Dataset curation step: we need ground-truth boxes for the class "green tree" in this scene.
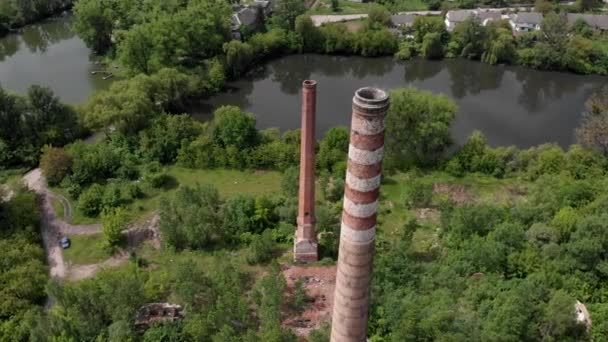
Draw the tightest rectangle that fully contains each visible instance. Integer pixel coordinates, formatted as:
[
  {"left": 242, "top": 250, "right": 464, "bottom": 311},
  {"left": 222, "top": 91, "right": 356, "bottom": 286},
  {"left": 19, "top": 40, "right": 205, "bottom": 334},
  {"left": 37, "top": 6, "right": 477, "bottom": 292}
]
[
  {"left": 385, "top": 88, "right": 456, "bottom": 168},
  {"left": 40, "top": 146, "right": 72, "bottom": 186},
  {"left": 117, "top": 24, "right": 155, "bottom": 75},
  {"left": 246, "top": 229, "right": 276, "bottom": 264},
  {"left": 421, "top": 32, "right": 444, "bottom": 59},
  {"left": 78, "top": 184, "right": 105, "bottom": 217},
  {"left": 295, "top": 15, "right": 324, "bottom": 53},
  {"left": 270, "top": 0, "right": 306, "bottom": 30},
  {"left": 482, "top": 27, "right": 516, "bottom": 65},
  {"left": 541, "top": 13, "right": 568, "bottom": 52},
  {"left": 220, "top": 195, "right": 256, "bottom": 243},
  {"left": 452, "top": 17, "right": 487, "bottom": 59},
  {"left": 159, "top": 184, "right": 221, "bottom": 250},
  {"left": 331, "top": 0, "right": 339, "bottom": 11},
  {"left": 101, "top": 207, "right": 128, "bottom": 250},
  {"left": 223, "top": 40, "right": 255, "bottom": 78},
  {"left": 412, "top": 16, "right": 447, "bottom": 45},
  {"left": 576, "top": 88, "right": 608, "bottom": 155},
  {"left": 281, "top": 167, "right": 299, "bottom": 198},
  {"left": 73, "top": 0, "right": 114, "bottom": 53},
  {"left": 212, "top": 106, "right": 258, "bottom": 150}
]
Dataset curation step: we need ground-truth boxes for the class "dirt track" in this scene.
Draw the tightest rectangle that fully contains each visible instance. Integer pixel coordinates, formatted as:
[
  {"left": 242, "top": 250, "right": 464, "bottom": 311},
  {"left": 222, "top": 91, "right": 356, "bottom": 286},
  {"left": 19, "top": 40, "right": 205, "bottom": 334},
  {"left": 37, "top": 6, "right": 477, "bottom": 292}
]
[{"left": 22, "top": 168, "right": 158, "bottom": 281}]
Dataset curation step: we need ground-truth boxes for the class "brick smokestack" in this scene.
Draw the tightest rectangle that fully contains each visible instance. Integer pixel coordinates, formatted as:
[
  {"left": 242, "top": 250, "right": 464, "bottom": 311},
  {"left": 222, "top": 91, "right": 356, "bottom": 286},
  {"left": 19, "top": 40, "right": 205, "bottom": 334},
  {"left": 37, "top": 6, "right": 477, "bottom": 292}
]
[
  {"left": 294, "top": 80, "right": 318, "bottom": 263},
  {"left": 330, "top": 87, "right": 389, "bottom": 342}
]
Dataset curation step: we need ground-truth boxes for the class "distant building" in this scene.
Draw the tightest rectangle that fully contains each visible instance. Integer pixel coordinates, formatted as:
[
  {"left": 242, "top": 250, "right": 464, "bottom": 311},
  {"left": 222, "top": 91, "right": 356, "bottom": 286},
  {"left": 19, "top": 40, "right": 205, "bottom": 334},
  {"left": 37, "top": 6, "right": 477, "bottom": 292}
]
[
  {"left": 508, "top": 12, "right": 543, "bottom": 33},
  {"left": 567, "top": 13, "right": 608, "bottom": 31},
  {"left": 444, "top": 9, "right": 502, "bottom": 31},
  {"left": 445, "top": 10, "right": 475, "bottom": 31},
  {"left": 390, "top": 13, "right": 418, "bottom": 28},
  {"left": 476, "top": 10, "right": 502, "bottom": 26},
  {"left": 231, "top": 5, "right": 263, "bottom": 40}
]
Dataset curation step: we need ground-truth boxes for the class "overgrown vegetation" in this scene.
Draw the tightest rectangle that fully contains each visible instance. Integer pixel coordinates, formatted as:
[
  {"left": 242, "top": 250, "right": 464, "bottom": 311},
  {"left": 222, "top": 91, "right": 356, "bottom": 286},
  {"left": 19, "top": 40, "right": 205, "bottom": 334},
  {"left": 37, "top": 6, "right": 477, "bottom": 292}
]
[
  {"left": 396, "top": 14, "right": 608, "bottom": 75},
  {"left": 0, "top": 0, "right": 72, "bottom": 35},
  {"left": 3, "top": 0, "right": 608, "bottom": 338}
]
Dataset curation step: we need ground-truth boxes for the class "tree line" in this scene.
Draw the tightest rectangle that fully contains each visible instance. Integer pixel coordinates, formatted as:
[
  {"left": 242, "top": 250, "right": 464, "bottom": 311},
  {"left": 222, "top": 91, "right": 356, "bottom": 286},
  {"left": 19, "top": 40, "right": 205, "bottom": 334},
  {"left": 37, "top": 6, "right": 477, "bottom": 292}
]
[
  {"left": 395, "top": 12, "right": 608, "bottom": 75},
  {"left": 0, "top": 0, "right": 73, "bottom": 36}
]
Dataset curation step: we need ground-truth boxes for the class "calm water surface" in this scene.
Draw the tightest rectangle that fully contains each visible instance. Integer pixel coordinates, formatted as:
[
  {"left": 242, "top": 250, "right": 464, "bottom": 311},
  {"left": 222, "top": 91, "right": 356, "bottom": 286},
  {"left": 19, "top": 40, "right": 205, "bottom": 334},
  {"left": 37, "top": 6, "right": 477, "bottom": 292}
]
[
  {"left": 196, "top": 55, "right": 607, "bottom": 147},
  {"left": 1, "top": 19, "right": 605, "bottom": 148},
  {"left": 0, "top": 14, "right": 112, "bottom": 104}
]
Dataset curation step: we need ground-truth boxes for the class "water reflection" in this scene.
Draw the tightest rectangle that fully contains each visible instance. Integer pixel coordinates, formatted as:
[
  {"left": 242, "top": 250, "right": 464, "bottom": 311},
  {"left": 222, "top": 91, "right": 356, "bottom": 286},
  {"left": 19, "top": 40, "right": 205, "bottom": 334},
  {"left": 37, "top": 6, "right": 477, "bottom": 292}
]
[
  {"left": 403, "top": 59, "right": 442, "bottom": 82},
  {"left": 21, "top": 16, "right": 75, "bottom": 53},
  {"left": 198, "top": 54, "right": 606, "bottom": 148},
  {"left": 0, "top": 35, "right": 19, "bottom": 62},
  {"left": 445, "top": 59, "right": 505, "bottom": 98},
  {"left": 515, "top": 69, "right": 581, "bottom": 113},
  {"left": 0, "top": 14, "right": 113, "bottom": 103}
]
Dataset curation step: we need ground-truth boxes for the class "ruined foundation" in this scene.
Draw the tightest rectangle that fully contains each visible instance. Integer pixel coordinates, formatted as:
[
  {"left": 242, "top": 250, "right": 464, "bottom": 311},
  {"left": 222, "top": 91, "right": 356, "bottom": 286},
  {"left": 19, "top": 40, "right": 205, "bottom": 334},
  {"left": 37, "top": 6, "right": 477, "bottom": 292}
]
[
  {"left": 330, "top": 87, "right": 389, "bottom": 342},
  {"left": 294, "top": 80, "right": 318, "bottom": 263}
]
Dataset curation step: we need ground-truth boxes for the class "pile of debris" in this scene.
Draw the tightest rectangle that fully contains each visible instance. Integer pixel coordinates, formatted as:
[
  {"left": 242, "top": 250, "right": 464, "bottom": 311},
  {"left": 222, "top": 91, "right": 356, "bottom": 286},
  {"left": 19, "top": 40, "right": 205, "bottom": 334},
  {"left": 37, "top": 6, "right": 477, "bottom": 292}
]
[{"left": 135, "top": 303, "right": 184, "bottom": 330}]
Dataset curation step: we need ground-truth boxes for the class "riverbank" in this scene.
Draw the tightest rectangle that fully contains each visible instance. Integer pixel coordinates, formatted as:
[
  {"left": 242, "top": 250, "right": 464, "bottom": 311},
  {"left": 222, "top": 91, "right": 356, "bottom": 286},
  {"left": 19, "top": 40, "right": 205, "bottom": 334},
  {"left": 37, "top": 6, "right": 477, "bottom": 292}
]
[{"left": 0, "top": 1, "right": 73, "bottom": 38}]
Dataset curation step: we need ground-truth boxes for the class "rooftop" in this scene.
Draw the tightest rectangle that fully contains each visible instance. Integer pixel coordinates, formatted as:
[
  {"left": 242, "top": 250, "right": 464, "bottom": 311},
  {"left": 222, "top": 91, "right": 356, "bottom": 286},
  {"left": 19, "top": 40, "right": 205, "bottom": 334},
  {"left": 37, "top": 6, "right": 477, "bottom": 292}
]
[
  {"left": 510, "top": 12, "right": 543, "bottom": 25},
  {"left": 567, "top": 13, "right": 608, "bottom": 30}
]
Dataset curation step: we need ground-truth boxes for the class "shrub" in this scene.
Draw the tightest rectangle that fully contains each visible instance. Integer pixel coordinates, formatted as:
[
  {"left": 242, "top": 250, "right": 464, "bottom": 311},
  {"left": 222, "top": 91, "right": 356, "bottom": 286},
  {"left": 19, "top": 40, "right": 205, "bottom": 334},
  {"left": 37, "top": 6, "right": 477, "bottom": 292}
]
[
  {"left": 102, "top": 183, "right": 123, "bottom": 209},
  {"left": 527, "top": 144, "right": 565, "bottom": 179},
  {"left": 551, "top": 206, "right": 579, "bottom": 242},
  {"left": 403, "top": 178, "right": 434, "bottom": 209},
  {"left": 126, "top": 183, "right": 144, "bottom": 200},
  {"left": 78, "top": 184, "right": 105, "bottom": 217},
  {"left": 395, "top": 40, "right": 418, "bottom": 61},
  {"left": 292, "top": 277, "right": 309, "bottom": 313},
  {"left": 146, "top": 172, "right": 171, "bottom": 189},
  {"left": 247, "top": 229, "right": 276, "bottom": 264},
  {"left": 40, "top": 146, "right": 72, "bottom": 186}
]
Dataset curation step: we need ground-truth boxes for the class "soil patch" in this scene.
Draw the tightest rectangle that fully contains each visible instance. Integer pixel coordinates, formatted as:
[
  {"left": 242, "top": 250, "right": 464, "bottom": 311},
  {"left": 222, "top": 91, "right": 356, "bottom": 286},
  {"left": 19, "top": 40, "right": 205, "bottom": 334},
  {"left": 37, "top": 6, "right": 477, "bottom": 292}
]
[
  {"left": 282, "top": 265, "right": 336, "bottom": 338},
  {"left": 416, "top": 207, "right": 441, "bottom": 224},
  {"left": 434, "top": 183, "right": 475, "bottom": 205}
]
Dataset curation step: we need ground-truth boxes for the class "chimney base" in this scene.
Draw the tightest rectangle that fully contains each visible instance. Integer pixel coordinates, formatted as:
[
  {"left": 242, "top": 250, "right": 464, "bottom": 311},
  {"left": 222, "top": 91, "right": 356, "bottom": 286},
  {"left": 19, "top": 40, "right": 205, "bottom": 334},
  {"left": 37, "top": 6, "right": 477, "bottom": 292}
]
[{"left": 294, "top": 239, "right": 318, "bottom": 263}]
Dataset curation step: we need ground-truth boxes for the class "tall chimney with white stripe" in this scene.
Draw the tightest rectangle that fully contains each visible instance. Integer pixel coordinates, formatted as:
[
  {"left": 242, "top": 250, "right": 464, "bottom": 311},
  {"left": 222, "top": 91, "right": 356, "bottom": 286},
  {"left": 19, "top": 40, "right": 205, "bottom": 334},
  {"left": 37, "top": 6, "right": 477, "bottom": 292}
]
[{"left": 330, "top": 87, "right": 389, "bottom": 342}]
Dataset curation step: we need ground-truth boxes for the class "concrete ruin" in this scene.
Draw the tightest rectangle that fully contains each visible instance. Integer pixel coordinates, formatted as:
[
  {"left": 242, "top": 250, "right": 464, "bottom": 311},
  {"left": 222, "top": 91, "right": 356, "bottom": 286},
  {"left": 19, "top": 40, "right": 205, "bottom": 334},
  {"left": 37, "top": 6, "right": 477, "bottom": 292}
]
[
  {"left": 294, "top": 80, "right": 319, "bottom": 263},
  {"left": 330, "top": 87, "right": 389, "bottom": 342},
  {"left": 135, "top": 303, "right": 184, "bottom": 330}
]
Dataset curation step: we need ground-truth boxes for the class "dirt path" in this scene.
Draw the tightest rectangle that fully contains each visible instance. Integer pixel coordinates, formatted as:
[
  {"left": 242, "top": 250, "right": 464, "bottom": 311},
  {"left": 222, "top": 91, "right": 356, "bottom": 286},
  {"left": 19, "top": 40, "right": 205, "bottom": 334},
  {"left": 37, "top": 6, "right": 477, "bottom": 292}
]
[
  {"left": 23, "top": 169, "right": 106, "bottom": 280},
  {"left": 68, "top": 251, "right": 130, "bottom": 281}
]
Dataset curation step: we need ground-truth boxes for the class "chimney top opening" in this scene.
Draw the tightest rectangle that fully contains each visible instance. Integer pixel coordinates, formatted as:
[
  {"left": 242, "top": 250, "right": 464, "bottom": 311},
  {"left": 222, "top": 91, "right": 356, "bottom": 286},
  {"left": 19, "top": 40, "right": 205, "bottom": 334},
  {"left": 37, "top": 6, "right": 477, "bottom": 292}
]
[
  {"left": 355, "top": 87, "right": 387, "bottom": 103},
  {"left": 303, "top": 80, "right": 317, "bottom": 88}
]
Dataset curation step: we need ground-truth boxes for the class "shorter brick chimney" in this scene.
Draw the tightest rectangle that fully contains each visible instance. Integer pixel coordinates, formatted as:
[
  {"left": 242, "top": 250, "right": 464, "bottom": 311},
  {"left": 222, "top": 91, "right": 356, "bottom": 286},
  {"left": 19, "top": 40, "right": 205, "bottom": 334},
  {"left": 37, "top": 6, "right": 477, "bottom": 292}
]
[{"left": 294, "top": 80, "right": 318, "bottom": 263}]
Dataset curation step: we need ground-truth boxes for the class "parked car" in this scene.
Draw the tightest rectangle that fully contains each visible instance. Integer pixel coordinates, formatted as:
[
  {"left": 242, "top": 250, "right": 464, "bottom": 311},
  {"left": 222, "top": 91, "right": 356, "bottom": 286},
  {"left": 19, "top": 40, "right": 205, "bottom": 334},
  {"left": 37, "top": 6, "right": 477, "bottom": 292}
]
[{"left": 59, "top": 237, "right": 70, "bottom": 249}]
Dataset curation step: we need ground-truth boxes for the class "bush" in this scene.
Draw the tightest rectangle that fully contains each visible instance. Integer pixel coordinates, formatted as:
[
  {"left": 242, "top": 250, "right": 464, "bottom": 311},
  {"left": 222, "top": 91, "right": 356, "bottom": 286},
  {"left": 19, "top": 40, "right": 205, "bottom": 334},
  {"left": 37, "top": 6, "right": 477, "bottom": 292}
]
[
  {"left": 403, "top": 178, "right": 434, "bottom": 209},
  {"left": 78, "top": 184, "right": 105, "bottom": 217},
  {"left": 247, "top": 229, "right": 276, "bottom": 264},
  {"left": 146, "top": 172, "right": 171, "bottom": 189},
  {"left": 526, "top": 144, "right": 565, "bottom": 180},
  {"left": 40, "top": 146, "right": 72, "bottom": 186},
  {"left": 102, "top": 183, "right": 123, "bottom": 209},
  {"left": 395, "top": 40, "right": 418, "bottom": 60}
]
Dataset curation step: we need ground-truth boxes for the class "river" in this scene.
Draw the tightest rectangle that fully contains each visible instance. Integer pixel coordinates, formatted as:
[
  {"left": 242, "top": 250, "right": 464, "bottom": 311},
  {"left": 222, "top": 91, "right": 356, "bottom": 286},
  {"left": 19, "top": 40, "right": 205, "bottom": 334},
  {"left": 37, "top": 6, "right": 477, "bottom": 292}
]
[
  {"left": 0, "top": 14, "right": 112, "bottom": 104},
  {"left": 196, "top": 55, "right": 606, "bottom": 148},
  {"left": 0, "top": 16, "right": 605, "bottom": 147}
]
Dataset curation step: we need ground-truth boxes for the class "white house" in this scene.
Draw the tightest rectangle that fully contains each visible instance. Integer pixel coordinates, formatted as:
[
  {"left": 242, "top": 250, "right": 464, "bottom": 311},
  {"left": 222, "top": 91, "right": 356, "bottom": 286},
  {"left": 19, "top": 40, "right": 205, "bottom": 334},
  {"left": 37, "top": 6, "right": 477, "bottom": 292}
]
[
  {"left": 444, "top": 9, "right": 502, "bottom": 31},
  {"left": 445, "top": 10, "right": 475, "bottom": 31},
  {"left": 508, "top": 12, "right": 543, "bottom": 33},
  {"left": 567, "top": 13, "right": 608, "bottom": 32}
]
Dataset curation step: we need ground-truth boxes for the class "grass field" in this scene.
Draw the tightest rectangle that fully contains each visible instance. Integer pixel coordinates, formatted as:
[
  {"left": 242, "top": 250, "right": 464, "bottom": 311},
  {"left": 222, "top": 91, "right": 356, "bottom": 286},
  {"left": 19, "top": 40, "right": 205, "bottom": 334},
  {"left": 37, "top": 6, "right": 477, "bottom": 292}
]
[
  {"left": 0, "top": 168, "right": 25, "bottom": 186},
  {"left": 51, "top": 198, "right": 65, "bottom": 220},
  {"left": 377, "top": 171, "right": 529, "bottom": 254},
  {"left": 59, "top": 168, "right": 283, "bottom": 225},
  {"left": 310, "top": 0, "right": 427, "bottom": 15},
  {"left": 63, "top": 234, "right": 109, "bottom": 265}
]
